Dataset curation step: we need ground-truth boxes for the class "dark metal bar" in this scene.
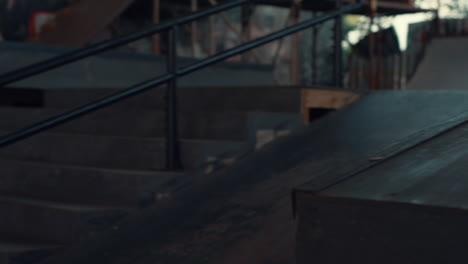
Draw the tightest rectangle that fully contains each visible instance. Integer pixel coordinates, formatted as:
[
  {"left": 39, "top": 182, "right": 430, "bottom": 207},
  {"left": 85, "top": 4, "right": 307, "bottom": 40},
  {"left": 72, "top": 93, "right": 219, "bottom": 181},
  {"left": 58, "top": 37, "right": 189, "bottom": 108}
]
[
  {"left": 368, "top": 6, "right": 376, "bottom": 90},
  {"left": 241, "top": 3, "right": 253, "bottom": 62},
  {"left": 356, "top": 55, "right": 361, "bottom": 90},
  {"left": 376, "top": 29, "right": 383, "bottom": 90},
  {"left": 311, "top": 12, "right": 318, "bottom": 85},
  {"left": 334, "top": 0, "right": 344, "bottom": 87},
  {"left": 0, "top": 3, "right": 364, "bottom": 149},
  {"left": 290, "top": 2, "right": 301, "bottom": 85},
  {"left": 180, "top": 3, "right": 363, "bottom": 77},
  {"left": 166, "top": 26, "right": 182, "bottom": 170},
  {"left": 0, "top": 73, "right": 174, "bottom": 147},
  {"left": 0, "top": 0, "right": 248, "bottom": 87},
  {"left": 347, "top": 52, "right": 354, "bottom": 89},
  {"left": 152, "top": 0, "right": 161, "bottom": 54},
  {"left": 398, "top": 52, "right": 403, "bottom": 90}
]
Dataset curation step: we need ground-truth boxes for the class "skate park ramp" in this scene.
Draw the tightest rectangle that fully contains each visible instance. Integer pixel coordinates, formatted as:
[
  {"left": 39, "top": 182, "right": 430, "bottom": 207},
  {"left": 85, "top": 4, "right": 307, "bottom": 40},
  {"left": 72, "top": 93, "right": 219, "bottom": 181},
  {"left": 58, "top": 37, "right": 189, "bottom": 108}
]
[
  {"left": 36, "top": 90, "right": 468, "bottom": 264},
  {"left": 408, "top": 38, "right": 468, "bottom": 91}
]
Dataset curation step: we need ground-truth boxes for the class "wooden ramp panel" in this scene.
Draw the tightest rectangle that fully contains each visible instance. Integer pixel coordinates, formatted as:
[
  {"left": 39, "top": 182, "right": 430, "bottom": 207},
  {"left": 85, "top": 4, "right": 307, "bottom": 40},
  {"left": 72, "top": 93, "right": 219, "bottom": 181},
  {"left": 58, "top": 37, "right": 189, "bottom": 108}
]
[{"left": 295, "top": 114, "right": 468, "bottom": 263}]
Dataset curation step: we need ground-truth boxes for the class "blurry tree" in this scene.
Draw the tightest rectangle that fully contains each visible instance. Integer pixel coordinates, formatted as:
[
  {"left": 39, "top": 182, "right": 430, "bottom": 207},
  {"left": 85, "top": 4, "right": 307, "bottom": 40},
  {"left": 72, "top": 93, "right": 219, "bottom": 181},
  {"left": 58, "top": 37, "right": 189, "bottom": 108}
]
[
  {"left": 415, "top": 0, "right": 468, "bottom": 17},
  {"left": 445, "top": 0, "right": 468, "bottom": 16}
]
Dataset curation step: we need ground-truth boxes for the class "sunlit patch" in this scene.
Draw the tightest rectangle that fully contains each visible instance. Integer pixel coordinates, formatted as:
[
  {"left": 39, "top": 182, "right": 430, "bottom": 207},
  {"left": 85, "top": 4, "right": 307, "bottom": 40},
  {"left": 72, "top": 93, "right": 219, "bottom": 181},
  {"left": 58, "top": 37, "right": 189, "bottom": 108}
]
[
  {"left": 255, "top": 129, "right": 291, "bottom": 150},
  {"left": 345, "top": 0, "right": 468, "bottom": 52}
]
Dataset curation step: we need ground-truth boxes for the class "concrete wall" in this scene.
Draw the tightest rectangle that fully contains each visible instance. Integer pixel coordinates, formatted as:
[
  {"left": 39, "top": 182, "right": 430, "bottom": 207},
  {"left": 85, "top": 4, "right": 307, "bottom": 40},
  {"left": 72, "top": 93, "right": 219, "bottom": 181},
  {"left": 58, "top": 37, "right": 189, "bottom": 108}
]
[{"left": 0, "top": 42, "right": 274, "bottom": 89}]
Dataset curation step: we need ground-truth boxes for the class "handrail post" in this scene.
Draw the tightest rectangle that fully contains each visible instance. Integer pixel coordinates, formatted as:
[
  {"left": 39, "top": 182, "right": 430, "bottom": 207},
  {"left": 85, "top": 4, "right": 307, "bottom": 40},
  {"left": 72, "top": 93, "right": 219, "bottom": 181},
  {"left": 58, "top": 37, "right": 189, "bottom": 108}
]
[
  {"left": 152, "top": 0, "right": 161, "bottom": 54},
  {"left": 334, "top": 0, "right": 344, "bottom": 87},
  {"left": 369, "top": 0, "right": 377, "bottom": 90},
  {"left": 291, "top": 1, "right": 301, "bottom": 85},
  {"left": 166, "top": 26, "right": 183, "bottom": 170},
  {"left": 311, "top": 11, "right": 317, "bottom": 85},
  {"left": 241, "top": 2, "right": 253, "bottom": 62}
]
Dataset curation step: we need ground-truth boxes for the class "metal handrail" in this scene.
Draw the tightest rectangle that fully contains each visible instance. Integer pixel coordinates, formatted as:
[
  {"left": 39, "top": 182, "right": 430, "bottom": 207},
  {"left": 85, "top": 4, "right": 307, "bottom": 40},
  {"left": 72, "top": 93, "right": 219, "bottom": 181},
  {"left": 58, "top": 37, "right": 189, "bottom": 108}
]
[
  {"left": 0, "top": 1, "right": 364, "bottom": 170},
  {"left": 0, "top": 0, "right": 248, "bottom": 87}
]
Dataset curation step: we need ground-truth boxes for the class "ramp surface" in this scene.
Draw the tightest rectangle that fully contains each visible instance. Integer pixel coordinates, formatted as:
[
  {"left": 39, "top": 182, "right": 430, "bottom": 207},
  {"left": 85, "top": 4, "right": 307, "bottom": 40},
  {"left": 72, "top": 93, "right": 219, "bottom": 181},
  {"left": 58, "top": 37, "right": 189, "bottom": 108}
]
[
  {"left": 38, "top": 90, "right": 468, "bottom": 264},
  {"left": 408, "top": 38, "right": 468, "bottom": 91}
]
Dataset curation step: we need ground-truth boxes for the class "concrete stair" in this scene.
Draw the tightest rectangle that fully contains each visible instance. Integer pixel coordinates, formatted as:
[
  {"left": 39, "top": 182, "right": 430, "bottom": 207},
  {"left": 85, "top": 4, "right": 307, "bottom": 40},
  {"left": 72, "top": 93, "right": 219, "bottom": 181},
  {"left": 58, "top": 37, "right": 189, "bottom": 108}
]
[
  {"left": 0, "top": 107, "right": 249, "bottom": 140},
  {"left": 0, "top": 159, "right": 180, "bottom": 207},
  {"left": 0, "top": 85, "right": 304, "bottom": 264},
  {"left": 0, "top": 196, "right": 131, "bottom": 264},
  {"left": 0, "top": 197, "right": 131, "bottom": 244},
  {"left": 0, "top": 131, "right": 250, "bottom": 170},
  {"left": 0, "top": 240, "right": 59, "bottom": 264},
  {"left": 1, "top": 86, "right": 301, "bottom": 112}
]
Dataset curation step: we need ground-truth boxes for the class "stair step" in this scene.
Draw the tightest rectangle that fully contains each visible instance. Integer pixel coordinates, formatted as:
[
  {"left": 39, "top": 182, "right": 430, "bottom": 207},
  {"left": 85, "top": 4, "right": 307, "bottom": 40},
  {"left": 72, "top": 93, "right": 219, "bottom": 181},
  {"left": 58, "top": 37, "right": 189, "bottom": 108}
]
[
  {"left": 1, "top": 86, "right": 301, "bottom": 112},
  {"left": 0, "top": 240, "right": 59, "bottom": 264},
  {"left": 0, "top": 198, "right": 131, "bottom": 245},
  {"left": 0, "top": 240, "right": 59, "bottom": 253},
  {"left": 176, "top": 86, "right": 301, "bottom": 113},
  {"left": 0, "top": 132, "right": 250, "bottom": 170},
  {"left": 0, "top": 195, "right": 130, "bottom": 212},
  {"left": 0, "top": 159, "right": 181, "bottom": 208},
  {"left": 2, "top": 248, "right": 58, "bottom": 264},
  {"left": 0, "top": 106, "right": 248, "bottom": 140}
]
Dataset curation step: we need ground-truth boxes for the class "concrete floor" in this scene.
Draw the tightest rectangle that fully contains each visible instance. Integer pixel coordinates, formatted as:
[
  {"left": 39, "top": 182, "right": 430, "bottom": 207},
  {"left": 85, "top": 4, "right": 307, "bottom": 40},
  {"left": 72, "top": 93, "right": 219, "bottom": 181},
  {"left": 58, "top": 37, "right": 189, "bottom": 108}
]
[{"left": 408, "top": 38, "right": 468, "bottom": 91}]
